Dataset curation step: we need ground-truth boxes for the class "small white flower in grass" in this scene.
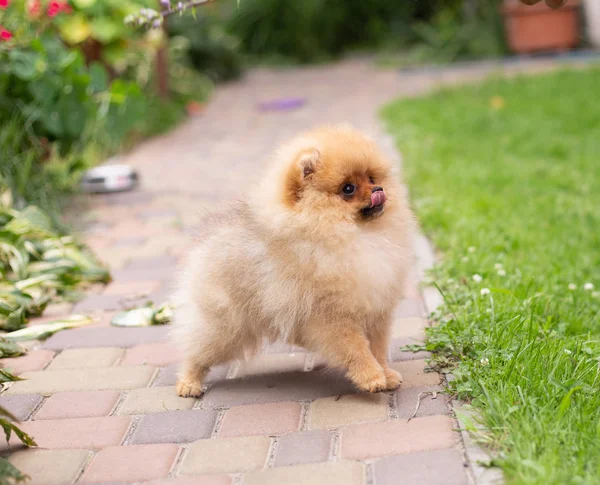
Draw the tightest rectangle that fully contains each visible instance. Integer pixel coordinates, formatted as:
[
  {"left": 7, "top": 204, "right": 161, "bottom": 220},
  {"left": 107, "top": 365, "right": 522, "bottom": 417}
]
[
  {"left": 480, "top": 288, "right": 491, "bottom": 296},
  {"left": 480, "top": 357, "right": 489, "bottom": 366},
  {"left": 472, "top": 274, "right": 483, "bottom": 283},
  {"left": 568, "top": 284, "right": 577, "bottom": 291},
  {"left": 584, "top": 283, "right": 594, "bottom": 291},
  {"left": 468, "top": 246, "right": 476, "bottom": 253},
  {"left": 564, "top": 349, "right": 572, "bottom": 355},
  {"left": 497, "top": 269, "right": 506, "bottom": 276},
  {"left": 461, "top": 256, "right": 469, "bottom": 263},
  {"left": 494, "top": 263, "right": 503, "bottom": 270}
]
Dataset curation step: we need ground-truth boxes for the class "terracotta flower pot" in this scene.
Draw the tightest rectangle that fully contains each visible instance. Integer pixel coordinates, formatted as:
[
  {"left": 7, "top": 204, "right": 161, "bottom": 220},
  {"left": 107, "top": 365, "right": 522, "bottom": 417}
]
[{"left": 502, "top": 0, "right": 580, "bottom": 53}]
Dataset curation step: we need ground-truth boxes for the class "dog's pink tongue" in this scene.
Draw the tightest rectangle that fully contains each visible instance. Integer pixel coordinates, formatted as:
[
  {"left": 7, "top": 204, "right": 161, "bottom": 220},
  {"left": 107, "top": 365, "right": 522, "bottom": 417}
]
[{"left": 371, "top": 191, "right": 386, "bottom": 207}]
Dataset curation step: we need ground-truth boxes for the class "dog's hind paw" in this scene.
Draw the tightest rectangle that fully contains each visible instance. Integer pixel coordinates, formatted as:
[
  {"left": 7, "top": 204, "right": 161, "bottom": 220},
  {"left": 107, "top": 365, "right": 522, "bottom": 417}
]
[{"left": 176, "top": 378, "right": 203, "bottom": 398}]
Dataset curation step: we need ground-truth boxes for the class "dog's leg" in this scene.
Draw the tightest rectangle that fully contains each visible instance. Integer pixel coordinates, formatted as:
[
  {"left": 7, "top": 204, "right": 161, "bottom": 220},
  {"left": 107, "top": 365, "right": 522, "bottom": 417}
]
[
  {"left": 310, "top": 322, "right": 387, "bottom": 393},
  {"left": 368, "top": 320, "right": 402, "bottom": 391},
  {"left": 176, "top": 329, "right": 242, "bottom": 398}
]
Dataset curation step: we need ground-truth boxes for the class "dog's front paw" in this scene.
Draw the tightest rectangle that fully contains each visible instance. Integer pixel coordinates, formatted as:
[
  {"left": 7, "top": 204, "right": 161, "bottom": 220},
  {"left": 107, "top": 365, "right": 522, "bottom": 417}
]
[
  {"left": 383, "top": 367, "right": 403, "bottom": 391},
  {"left": 176, "top": 378, "right": 203, "bottom": 398},
  {"left": 352, "top": 369, "right": 388, "bottom": 393}
]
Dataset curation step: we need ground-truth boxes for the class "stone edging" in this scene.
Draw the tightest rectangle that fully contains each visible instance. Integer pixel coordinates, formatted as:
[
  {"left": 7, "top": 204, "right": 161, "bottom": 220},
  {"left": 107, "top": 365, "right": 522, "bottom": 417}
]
[{"left": 416, "top": 235, "right": 503, "bottom": 485}]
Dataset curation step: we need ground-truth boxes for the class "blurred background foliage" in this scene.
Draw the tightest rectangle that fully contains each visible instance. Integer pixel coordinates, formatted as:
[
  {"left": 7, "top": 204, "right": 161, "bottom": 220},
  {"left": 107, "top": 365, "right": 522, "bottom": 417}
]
[{"left": 0, "top": 0, "right": 509, "bottom": 215}]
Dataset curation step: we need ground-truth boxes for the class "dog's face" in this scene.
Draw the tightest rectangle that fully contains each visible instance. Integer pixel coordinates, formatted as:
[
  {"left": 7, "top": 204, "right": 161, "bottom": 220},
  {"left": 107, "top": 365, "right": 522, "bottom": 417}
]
[{"left": 281, "top": 127, "right": 394, "bottom": 224}]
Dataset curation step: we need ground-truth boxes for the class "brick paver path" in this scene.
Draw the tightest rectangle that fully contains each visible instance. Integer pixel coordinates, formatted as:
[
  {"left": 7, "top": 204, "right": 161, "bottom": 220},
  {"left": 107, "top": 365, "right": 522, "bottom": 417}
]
[{"left": 0, "top": 57, "right": 569, "bottom": 485}]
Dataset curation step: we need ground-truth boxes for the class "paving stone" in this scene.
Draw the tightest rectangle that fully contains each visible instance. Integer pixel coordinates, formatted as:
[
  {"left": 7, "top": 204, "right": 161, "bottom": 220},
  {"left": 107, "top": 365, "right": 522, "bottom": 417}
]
[
  {"left": 42, "top": 302, "right": 73, "bottom": 319},
  {"left": 389, "top": 338, "right": 431, "bottom": 362},
  {"left": 374, "top": 449, "right": 469, "bottom": 485},
  {"left": 153, "top": 363, "right": 229, "bottom": 387},
  {"left": 103, "top": 280, "right": 162, "bottom": 297},
  {"left": 4, "top": 366, "right": 155, "bottom": 395},
  {"left": 340, "top": 415, "right": 455, "bottom": 460},
  {"left": 96, "top": 248, "right": 132, "bottom": 270},
  {"left": 274, "top": 430, "right": 332, "bottom": 467},
  {"left": 423, "top": 286, "right": 444, "bottom": 315},
  {"left": 389, "top": 360, "right": 440, "bottom": 388},
  {"left": 73, "top": 295, "right": 128, "bottom": 313},
  {"left": 117, "top": 386, "right": 196, "bottom": 415},
  {"left": 35, "top": 390, "right": 121, "bottom": 420},
  {"left": 139, "top": 208, "right": 179, "bottom": 220},
  {"left": 243, "top": 461, "right": 365, "bottom": 485},
  {"left": 145, "top": 476, "right": 232, "bottom": 485},
  {"left": 121, "top": 342, "right": 179, "bottom": 367},
  {"left": 101, "top": 191, "right": 155, "bottom": 207},
  {"left": 111, "top": 266, "right": 174, "bottom": 283},
  {"left": 130, "top": 409, "right": 218, "bottom": 444},
  {"left": 124, "top": 255, "right": 178, "bottom": 271},
  {"left": 179, "top": 436, "right": 271, "bottom": 475},
  {"left": 43, "top": 326, "right": 170, "bottom": 350},
  {"left": 202, "top": 370, "right": 356, "bottom": 407},
  {"left": 47, "top": 347, "right": 123, "bottom": 370},
  {"left": 308, "top": 393, "right": 389, "bottom": 429},
  {"left": 232, "top": 353, "right": 307, "bottom": 378},
  {"left": 82, "top": 444, "right": 179, "bottom": 483},
  {"left": 219, "top": 402, "right": 301, "bottom": 437},
  {"left": 9, "top": 449, "right": 91, "bottom": 485},
  {"left": 18, "top": 416, "right": 131, "bottom": 449},
  {"left": 0, "top": 349, "right": 55, "bottom": 375},
  {"left": 395, "top": 386, "right": 449, "bottom": 420},
  {"left": 394, "top": 299, "right": 426, "bottom": 318},
  {"left": 0, "top": 394, "right": 43, "bottom": 421},
  {"left": 111, "top": 236, "right": 147, "bottom": 248},
  {"left": 391, "top": 317, "right": 427, "bottom": 339}
]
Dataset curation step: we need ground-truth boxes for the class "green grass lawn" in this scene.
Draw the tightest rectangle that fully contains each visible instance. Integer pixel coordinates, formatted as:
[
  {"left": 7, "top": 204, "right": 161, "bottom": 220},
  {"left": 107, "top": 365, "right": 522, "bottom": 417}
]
[{"left": 382, "top": 67, "right": 600, "bottom": 485}]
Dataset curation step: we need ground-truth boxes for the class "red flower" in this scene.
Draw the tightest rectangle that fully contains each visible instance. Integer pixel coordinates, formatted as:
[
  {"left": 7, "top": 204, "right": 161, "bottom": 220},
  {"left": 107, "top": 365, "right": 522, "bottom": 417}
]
[
  {"left": 47, "top": 0, "right": 71, "bottom": 16},
  {"left": 0, "top": 0, "right": 8, "bottom": 9},
  {"left": 0, "top": 28, "right": 12, "bottom": 41},
  {"left": 47, "top": 1, "right": 59, "bottom": 16}
]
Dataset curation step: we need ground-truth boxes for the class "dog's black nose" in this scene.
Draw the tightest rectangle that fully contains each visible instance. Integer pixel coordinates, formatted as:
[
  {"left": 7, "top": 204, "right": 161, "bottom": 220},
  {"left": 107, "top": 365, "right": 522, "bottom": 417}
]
[{"left": 372, "top": 186, "right": 384, "bottom": 193}]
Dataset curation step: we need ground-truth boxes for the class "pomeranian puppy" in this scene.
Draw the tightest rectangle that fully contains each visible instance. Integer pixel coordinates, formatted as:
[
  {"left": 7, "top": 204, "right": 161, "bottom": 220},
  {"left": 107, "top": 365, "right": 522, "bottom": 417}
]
[{"left": 172, "top": 124, "right": 415, "bottom": 397}]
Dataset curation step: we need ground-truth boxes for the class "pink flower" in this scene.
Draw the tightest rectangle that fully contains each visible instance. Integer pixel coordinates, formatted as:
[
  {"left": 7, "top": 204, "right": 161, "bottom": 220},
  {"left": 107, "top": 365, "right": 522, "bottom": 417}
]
[
  {"left": 47, "top": 1, "right": 60, "bottom": 16},
  {"left": 47, "top": 1, "right": 71, "bottom": 16},
  {"left": 0, "top": 28, "right": 12, "bottom": 41},
  {"left": 28, "top": 0, "right": 41, "bottom": 16},
  {"left": 0, "top": 0, "right": 9, "bottom": 10}
]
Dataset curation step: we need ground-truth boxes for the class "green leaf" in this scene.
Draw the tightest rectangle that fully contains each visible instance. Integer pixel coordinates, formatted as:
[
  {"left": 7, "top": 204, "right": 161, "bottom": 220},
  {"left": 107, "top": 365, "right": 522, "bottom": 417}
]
[
  {"left": 0, "top": 456, "right": 29, "bottom": 483},
  {"left": 3, "top": 315, "right": 94, "bottom": 341},
  {"left": 0, "top": 339, "right": 25, "bottom": 359},
  {"left": 91, "top": 17, "right": 122, "bottom": 44},
  {"left": 0, "top": 369, "right": 22, "bottom": 384},
  {"left": 4, "top": 206, "right": 54, "bottom": 236},
  {"left": 2, "top": 307, "right": 26, "bottom": 332},
  {"left": 72, "top": 0, "right": 96, "bottom": 7},
  {"left": 8, "top": 51, "right": 39, "bottom": 81},
  {"left": 40, "top": 108, "right": 64, "bottom": 137},
  {"left": 58, "top": 92, "right": 87, "bottom": 139},
  {"left": 557, "top": 385, "right": 583, "bottom": 418},
  {"left": 89, "top": 62, "right": 108, "bottom": 93}
]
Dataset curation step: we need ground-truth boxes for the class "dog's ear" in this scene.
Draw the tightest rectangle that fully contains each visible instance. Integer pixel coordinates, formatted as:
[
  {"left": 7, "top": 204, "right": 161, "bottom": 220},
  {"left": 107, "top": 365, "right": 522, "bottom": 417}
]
[
  {"left": 298, "top": 149, "right": 321, "bottom": 178},
  {"left": 282, "top": 148, "right": 321, "bottom": 208}
]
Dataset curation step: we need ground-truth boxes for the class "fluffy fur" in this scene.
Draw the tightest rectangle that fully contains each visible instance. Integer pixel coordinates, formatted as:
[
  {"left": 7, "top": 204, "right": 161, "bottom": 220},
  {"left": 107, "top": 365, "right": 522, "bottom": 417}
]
[{"left": 171, "top": 124, "right": 415, "bottom": 397}]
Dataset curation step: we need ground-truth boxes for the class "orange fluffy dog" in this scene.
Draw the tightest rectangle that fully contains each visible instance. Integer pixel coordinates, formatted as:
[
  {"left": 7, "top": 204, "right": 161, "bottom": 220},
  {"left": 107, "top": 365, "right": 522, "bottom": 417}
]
[{"left": 172, "top": 124, "right": 415, "bottom": 397}]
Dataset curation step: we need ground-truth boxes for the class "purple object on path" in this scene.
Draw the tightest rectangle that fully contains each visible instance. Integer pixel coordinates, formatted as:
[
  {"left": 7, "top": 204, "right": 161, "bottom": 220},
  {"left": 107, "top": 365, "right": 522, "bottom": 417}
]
[{"left": 259, "top": 97, "right": 306, "bottom": 112}]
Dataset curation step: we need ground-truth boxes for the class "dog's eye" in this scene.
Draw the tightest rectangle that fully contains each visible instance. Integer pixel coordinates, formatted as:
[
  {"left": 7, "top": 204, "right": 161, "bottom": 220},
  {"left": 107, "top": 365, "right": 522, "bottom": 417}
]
[
  {"left": 369, "top": 176, "right": 375, "bottom": 184},
  {"left": 342, "top": 184, "right": 356, "bottom": 196}
]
